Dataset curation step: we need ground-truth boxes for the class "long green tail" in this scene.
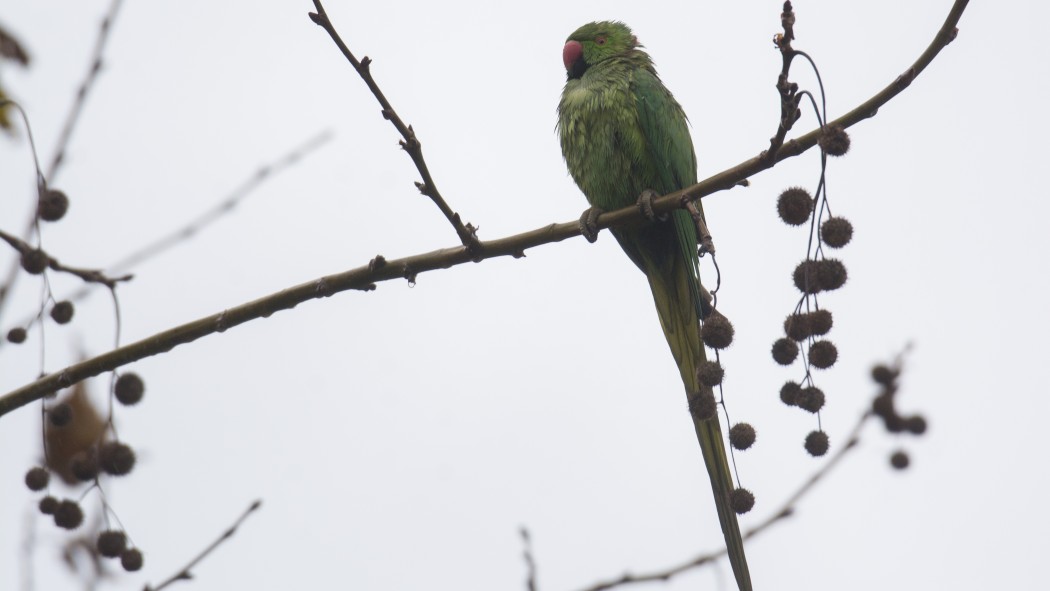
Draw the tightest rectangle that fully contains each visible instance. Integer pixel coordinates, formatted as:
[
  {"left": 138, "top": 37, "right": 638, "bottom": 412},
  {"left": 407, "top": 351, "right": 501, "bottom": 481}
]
[{"left": 638, "top": 223, "right": 753, "bottom": 591}]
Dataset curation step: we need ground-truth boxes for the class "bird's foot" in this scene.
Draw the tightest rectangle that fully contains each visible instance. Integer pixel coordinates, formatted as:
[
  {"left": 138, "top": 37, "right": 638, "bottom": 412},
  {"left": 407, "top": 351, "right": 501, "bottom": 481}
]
[
  {"left": 578, "top": 206, "right": 604, "bottom": 243},
  {"left": 685, "top": 200, "right": 716, "bottom": 255},
  {"left": 636, "top": 189, "right": 667, "bottom": 222}
]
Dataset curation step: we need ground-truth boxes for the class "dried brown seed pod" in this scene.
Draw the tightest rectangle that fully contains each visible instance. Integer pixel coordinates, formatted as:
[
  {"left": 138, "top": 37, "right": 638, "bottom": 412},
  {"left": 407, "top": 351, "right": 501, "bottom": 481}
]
[
  {"left": 25, "top": 467, "right": 49, "bottom": 491},
  {"left": 809, "top": 340, "right": 838, "bottom": 369},
  {"left": 701, "top": 312, "right": 734, "bottom": 350},
  {"left": 777, "top": 187, "right": 813, "bottom": 226},
  {"left": 729, "top": 488, "right": 755, "bottom": 514},
  {"left": 804, "top": 430, "right": 830, "bottom": 457},
  {"left": 771, "top": 338, "right": 799, "bottom": 365},
  {"left": 729, "top": 423, "right": 756, "bottom": 450},
  {"left": 819, "top": 124, "right": 850, "bottom": 156}
]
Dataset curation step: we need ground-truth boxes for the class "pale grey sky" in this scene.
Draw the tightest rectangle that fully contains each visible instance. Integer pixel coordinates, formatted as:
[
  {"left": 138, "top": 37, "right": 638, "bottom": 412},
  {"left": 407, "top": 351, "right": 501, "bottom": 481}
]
[{"left": 1, "top": 1, "right": 1047, "bottom": 590}]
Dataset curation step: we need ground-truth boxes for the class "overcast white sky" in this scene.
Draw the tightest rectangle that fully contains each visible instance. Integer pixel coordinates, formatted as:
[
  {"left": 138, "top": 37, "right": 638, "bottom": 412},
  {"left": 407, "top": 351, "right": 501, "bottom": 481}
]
[{"left": 2, "top": 1, "right": 1048, "bottom": 590}]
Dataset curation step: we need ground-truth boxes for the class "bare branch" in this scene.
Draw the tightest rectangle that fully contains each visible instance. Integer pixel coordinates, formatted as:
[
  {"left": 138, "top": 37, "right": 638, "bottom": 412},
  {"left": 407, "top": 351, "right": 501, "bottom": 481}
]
[
  {"left": 521, "top": 527, "right": 538, "bottom": 591},
  {"left": 46, "top": 0, "right": 125, "bottom": 182},
  {"left": 576, "top": 411, "right": 872, "bottom": 591},
  {"left": 308, "top": 0, "right": 481, "bottom": 256},
  {"left": 0, "top": 0, "right": 126, "bottom": 323},
  {"left": 144, "top": 500, "right": 262, "bottom": 591},
  {"left": 0, "top": 130, "right": 333, "bottom": 345},
  {"left": 0, "top": 0, "right": 968, "bottom": 418},
  {"left": 103, "top": 129, "right": 334, "bottom": 274},
  {"left": 0, "top": 229, "right": 132, "bottom": 289}
]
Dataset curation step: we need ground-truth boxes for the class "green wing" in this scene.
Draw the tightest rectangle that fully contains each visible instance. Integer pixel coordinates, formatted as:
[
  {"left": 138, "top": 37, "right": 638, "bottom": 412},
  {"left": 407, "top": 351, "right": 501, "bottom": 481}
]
[{"left": 629, "top": 67, "right": 754, "bottom": 591}]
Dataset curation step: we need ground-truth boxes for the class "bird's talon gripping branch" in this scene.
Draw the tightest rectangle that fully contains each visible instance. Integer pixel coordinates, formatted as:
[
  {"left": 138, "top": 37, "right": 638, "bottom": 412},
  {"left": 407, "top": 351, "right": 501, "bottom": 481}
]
[
  {"left": 636, "top": 189, "right": 667, "bottom": 221},
  {"left": 578, "top": 206, "right": 603, "bottom": 243},
  {"left": 686, "top": 201, "right": 716, "bottom": 255}
]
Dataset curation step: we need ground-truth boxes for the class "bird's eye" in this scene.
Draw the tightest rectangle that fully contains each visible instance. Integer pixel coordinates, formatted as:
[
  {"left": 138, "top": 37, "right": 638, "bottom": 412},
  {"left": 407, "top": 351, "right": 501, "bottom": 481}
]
[{"left": 596, "top": 36, "right": 606, "bottom": 45}]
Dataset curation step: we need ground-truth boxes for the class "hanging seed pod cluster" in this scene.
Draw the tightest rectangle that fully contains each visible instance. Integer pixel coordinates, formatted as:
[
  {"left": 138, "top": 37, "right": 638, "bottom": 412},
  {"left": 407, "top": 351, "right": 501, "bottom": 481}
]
[{"left": 773, "top": 157, "right": 854, "bottom": 456}]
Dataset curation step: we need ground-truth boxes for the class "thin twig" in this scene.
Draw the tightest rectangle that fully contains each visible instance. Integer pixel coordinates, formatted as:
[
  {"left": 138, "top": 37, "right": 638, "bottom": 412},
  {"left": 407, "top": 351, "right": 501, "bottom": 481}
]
[
  {"left": 0, "top": 0, "right": 968, "bottom": 417},
  {"left": 766, "top": 1, "right": 802, "bottom": 162},
  {"left": 308, "top": 0, "right": 481, "bottom": 256},
  {"left": 106, "top": 129, "right": 334, "bottom": 273},
  {"left": 46, "top": 0, "right": 125, "bottom": 182},
  {"left": 144, "top": 500, "right": 262, "bottom": 591},
  {"left": 576, "top": 411, "right": 873, "bottom": 591},
  {"left": 521, "top": 527, "right": 538, "bottom": 591},
  {"left": 0, "top": 130, "right": 333, "bottom": 342},
  {"left": 0, "top": 0, "right": 126, "bottom": 323},
  {"left": 0, "top": 229, "right": 132, "bottom": 289}
]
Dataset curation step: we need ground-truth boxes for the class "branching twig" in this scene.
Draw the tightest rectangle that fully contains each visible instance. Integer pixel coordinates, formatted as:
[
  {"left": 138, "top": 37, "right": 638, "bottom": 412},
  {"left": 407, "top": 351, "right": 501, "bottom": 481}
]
[
  {"left": 0, "top": 130, "right": 333, "bottom": 343},
  {"left": 0, "top": 0, "right": 126, "bottom": 323},
  {"left": 0, "top": 0, "right": 968, "bottom": 418},
  {"left": 108, "top": 129, "right": 334, "bottom": 274},
  {"left": 576, "top": 411, "right": 873, "bottom": 591},
  {"left": 45, "top": 0, "right": 125, "bottom": 182},
  {"left": 144, "top": 500, "right": 262, "bottom": 591},
  {"left": 308, "top": 0, "right": 481, "bottom": 256},
  {"left": 766, "top": 1, "right": 803, "bottom": 161},
  {"left": 0, "top": 229, "right": 132, "bottom": 289}
]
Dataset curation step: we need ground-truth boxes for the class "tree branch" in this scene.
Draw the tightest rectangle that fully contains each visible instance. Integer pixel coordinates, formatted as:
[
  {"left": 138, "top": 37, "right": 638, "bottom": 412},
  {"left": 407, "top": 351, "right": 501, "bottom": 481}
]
[
  {"left": 45, "top": 0, "right": 125, "bottom": 182},
  {"left": 576, "top": 411, "right": 873, "bottom": 591},
  {"left": 0, "top": 228, "right": 132, "bottom": 289},
  {"left": 144, "top": 500, "right": 262, "bottom": 591},
  {"left": 308, "top": 0, "right": 481, "bottom": 255},
  {"left": 0, "top": 0, "right": 968, "bottom": 419}
]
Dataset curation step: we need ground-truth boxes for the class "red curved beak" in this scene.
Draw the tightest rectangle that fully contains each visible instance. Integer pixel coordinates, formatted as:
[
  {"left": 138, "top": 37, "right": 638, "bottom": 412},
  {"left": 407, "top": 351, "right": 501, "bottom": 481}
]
[{"left": 563, "top": 40, "right": 582, "bottom": 71}]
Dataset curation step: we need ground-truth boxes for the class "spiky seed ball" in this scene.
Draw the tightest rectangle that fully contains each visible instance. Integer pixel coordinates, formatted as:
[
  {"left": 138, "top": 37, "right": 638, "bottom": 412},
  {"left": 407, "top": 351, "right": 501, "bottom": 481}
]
[
  {"left": 121, "top": 548, "right": 144, "bottom": 572},
  {"left": 872, "top": 394, "right": 896, "bottom": 420},
  {"left": 819, "top": 124, "right": 851, "bottom": 156},
  {"left": 690, "top": 390, "right": 718, "bottom": 421},
  {"left": 696, "top": 360, "right": 724, "bottom": 387},
  {"left": 729, "top": 423, "right": 757, "bottom": 450},
  {"left": 49, "top": 402, "right": 73, "bottom": 427},
  {"left": 50, "top": 301, "right": 74, "bottom": 324},
  {"left": 871, "top": 364, "right": 898, "bottom": 386},
  {"left": 793, "top": 260, "right": 822, "bottom": 294},
  {"left": 701, "top": 312, "right": 734, "bottom": 350},
  {"left": 885, "top": 414, "right": 907, "bottom": 433},
  {"left": 809, "top": 340, "right": 838, "bottom": 369},
  {"left": 70, "top": 450, "right": 99, "bottom": 482},
  {"left": 97, "top": 530, "right": 128, "bottom": 558},
  {"left": 890, "top": 450, "right": 910, "bottom": 470},
  {"left": 729, "top": 488, "right": 755, "bottom": 514},
  {"left": 804, "top": 430, "right": 830, "bottom": 457},
  {"left": 114, "top": 373, "right": 145, "bottom": 406},
  {"left": 821, "top": 217, "right": 853, "bottom": 248},
  {"left": 7, "top": 327, "right": 27, "bottom": 344},
  {"left": 54, "top": 499, "right": 84, "bottom": 530},
  {"left": 797, "top": 387, "right": 825, "bottom": 413},
  {"left": 21, "top": 249, "right": 48, "bottom": 275},
  {"left": 905, "top": 415, "right": 928, "bottom": 435},
  {"left": 808, "top": 309, "right": 833, "bottom": 336},
  {"left": 25, "top": 467, "right": 50, "bottom": 491},
  {"left": 771, "top": 338, "right": 798, "bottom": 365},
  {"left": 784, "top": 314, "right": 811, "bottom": 341},
  {"left": 99, "top": 442, "right": 136, "bottom": 476},
  {"left": 780, "top": 381, "right": 802, "bottom": 406},
  {"left": 39, "top": 496, "right": 59, "bottom": 515},
  {"left": 38, "top": 189, "right": 70, "bottom": 222},
  {"left": 816, "top": 259, "right": 847, "bottom": 291},
  {"left": 776, "top": 187, "right": 813, "bottom": 226}
]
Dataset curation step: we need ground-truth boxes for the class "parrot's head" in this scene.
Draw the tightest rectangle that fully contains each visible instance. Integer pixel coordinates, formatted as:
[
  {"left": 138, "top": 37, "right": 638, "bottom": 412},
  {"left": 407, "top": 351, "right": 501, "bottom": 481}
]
[{"left": 563, "top": 21, "right": 640, "bottom": 80}]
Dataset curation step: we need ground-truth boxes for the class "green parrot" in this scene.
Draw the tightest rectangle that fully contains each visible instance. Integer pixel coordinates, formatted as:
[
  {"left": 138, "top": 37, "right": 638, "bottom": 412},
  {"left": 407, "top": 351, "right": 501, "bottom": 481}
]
[{"left": 557, "top": 21, "right": 752, "bottom": 591}]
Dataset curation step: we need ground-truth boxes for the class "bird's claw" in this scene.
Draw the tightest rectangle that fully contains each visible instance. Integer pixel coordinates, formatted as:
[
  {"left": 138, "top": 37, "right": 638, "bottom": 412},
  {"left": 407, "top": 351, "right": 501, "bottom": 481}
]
[
  {"left": 637, "top": 189, "right": 667, "bottom": 221},
  {"left": 578, "top": 206, "right": 603, "bottom": 243}
]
